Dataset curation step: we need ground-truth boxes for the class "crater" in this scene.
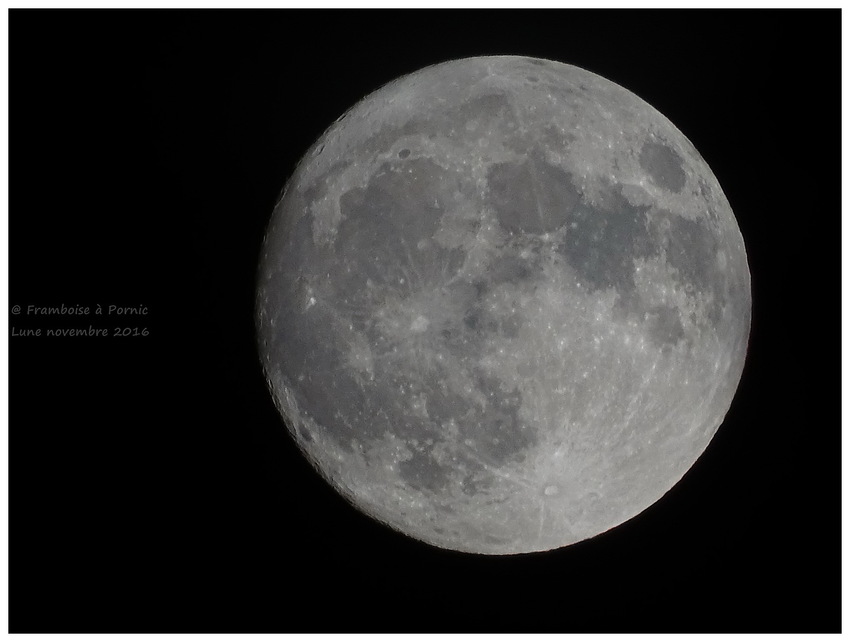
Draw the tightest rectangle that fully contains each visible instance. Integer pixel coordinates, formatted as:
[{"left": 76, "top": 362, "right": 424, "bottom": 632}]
[{"left": 294, "top": 425, "right": 313, "bottom": 443}]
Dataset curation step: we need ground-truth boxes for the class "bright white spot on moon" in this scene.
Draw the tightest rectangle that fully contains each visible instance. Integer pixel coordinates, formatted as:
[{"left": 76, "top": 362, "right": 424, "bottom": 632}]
[{"left": 410, "top": 315, "right": 429, "bottom": 332}]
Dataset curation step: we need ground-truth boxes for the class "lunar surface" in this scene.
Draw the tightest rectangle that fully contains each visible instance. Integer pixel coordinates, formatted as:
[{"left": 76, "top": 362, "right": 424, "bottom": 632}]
[{"left": 256, "top": 56, "right": 751, "bottom": 554}]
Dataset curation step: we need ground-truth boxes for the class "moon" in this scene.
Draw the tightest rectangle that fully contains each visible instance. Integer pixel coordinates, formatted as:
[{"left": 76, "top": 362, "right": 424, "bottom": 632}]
[{"left": 255, "top": 56, "right": 751, "bottom": 555}]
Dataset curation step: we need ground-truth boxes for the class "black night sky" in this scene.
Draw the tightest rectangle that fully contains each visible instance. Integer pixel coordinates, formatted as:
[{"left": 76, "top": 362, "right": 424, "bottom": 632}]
[{"left": 9, "top": 9, "right": 840, "bottom": 633}]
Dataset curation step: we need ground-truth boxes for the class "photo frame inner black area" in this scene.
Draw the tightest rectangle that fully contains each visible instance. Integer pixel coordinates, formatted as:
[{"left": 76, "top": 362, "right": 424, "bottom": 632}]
[{"left": 8, "top": 8, "right": 840, "bottom": 633}]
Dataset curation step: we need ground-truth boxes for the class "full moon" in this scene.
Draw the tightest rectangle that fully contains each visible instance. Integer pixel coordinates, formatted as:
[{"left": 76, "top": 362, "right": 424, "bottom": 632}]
[{"left": 255, "top": 56, "right": 751, "bottom": 554}]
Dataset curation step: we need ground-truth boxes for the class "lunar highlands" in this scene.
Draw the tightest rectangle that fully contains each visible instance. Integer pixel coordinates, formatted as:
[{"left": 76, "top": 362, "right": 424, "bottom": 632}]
[{"left": 256, "top": 56, "right": 751, "bottom": 554}]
